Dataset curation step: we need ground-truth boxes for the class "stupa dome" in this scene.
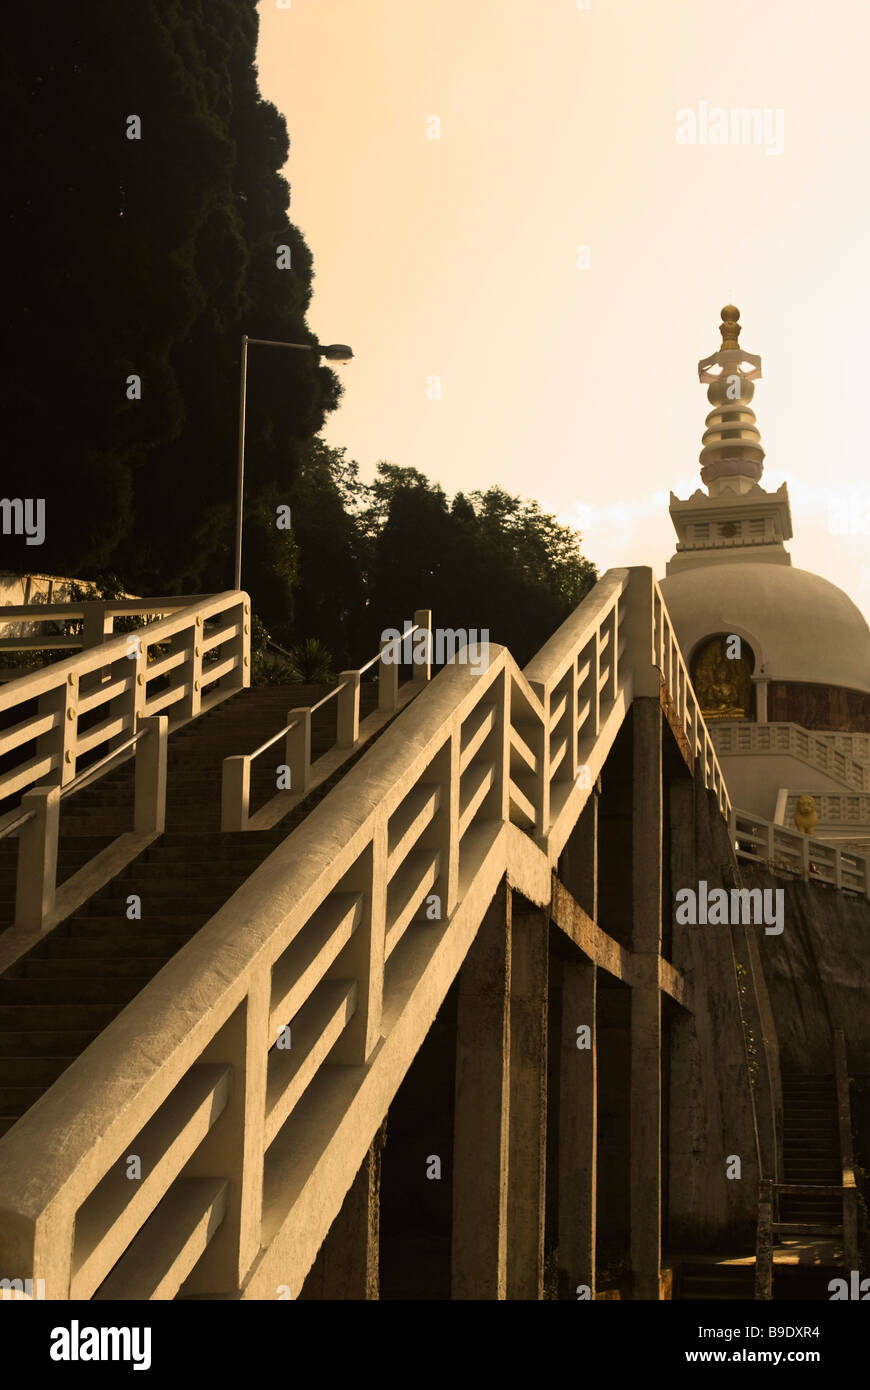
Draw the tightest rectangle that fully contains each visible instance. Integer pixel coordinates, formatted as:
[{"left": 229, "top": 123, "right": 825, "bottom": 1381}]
[{"left": 659, "top": 562, "right": 870, "bottom": 693}]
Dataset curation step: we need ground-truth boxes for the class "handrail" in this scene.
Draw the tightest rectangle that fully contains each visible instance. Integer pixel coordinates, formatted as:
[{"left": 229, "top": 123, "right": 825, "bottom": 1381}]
[
  {"left": 0, "top": 728, "right": 141, "bottom": 842},
  {"left": 248, "top": 721, "right": 298, "bottom": 762},
  {"left": 0, "top": 568, "right": 730, "bottom": 1301},
  {"left": 712, "top": 720, "right": 870, "bottom": 794},
  {"left": 731, "top": 805, "right": 870, "bottom": 897},
  {"left": 309, "top": 684, "right": 345, "bottom": 715},
  {"left": 0, "top": 591, "right": 250, "bottom": 932},
  {"left": 0, "top": 807, "right": 36, "bottom": 841},
  {"left": 58, "top": 730, "right": 146, "bottom": 799}
]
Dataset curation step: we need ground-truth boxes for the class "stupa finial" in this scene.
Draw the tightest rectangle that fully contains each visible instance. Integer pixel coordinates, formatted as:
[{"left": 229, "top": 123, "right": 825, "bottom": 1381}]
[
  {"left": 697, "top": 304, "right": 765, "bottom": 491},
  {"left": 719, "top": 303, "right": 741, "bottom": 350}
]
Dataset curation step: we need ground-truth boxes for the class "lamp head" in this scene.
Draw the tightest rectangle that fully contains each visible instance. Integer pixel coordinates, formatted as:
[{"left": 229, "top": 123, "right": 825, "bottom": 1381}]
[{"left": 321, "top": 344, "right": 354, "bottom": 362}]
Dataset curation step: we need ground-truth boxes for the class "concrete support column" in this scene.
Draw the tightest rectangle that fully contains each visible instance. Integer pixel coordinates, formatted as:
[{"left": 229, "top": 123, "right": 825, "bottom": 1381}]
[
  {"left": 15, "top": 785, "right": 60, "bottom": 932},
  {"left": 337, "top": 670, "right": 361, "bottom": 748},
  {"left": 507, "top": 902, "right": 549, "bottom": 1300},
  {"left": 630, "top": 697, "right": 663, "bottom": 1300},
  {"left": 451, "top": 882, "right": 511, "bottom": 1300},
  {"left": 285, "top": 707, "right": 312, "bottom": 794},
  {"left": 300, "top": 1119, "right": 387, "bottom": 1300},
  {"left": 133, "top": 714, "right": 167, "bottom": 833},
  {"left": 558, "top": 953, "right": 597, "bottom": 1298},
  {"left": 666, "top": 775, "right": 698, "bottom": 1245},
  {"left": 221, "top": 755, "right": 250, "bottom": 832}
]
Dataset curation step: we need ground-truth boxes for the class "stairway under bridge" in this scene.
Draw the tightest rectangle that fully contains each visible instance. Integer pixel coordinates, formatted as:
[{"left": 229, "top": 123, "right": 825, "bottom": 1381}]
[{"left": 0, "top": 568, "right": 863, "bottom": 1299}]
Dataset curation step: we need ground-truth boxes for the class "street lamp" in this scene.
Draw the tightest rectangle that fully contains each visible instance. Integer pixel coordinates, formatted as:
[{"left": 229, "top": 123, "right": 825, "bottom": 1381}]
[{"left": 234, "top": 334, "right": 354, "bottom": 589}]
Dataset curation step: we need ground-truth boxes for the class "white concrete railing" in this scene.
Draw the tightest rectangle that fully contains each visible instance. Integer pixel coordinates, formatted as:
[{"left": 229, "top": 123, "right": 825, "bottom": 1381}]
[
  {"left": 730, "top": 806, "right": 870, "bottom": 897},
  {"left": 816, "top": 731, "right": 870, "bottom": 763},
  {"left": 0, "top": 591, "right": 250, "bottom": 929},
  {"left": 0, "top": 595, "right": 206, "bottom": 655},
  {"left": 220, "top": 611, "right": 432, "bottom": 831},
  {"left": 0, "top": 568, "right": 728, "bottom": 1300},
  {"left": 712, "top": 721, "right": 870, "bottom": 794},
  {"left": 652, "top": 583, "right": 730, "bottom": 815}
]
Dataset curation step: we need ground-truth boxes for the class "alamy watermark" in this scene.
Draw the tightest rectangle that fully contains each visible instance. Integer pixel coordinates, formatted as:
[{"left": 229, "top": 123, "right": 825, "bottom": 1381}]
[
  {"left": 675, "top": 881, "right": 784, "bottom": 935},
  {"left": 381, "top": 623, "right": 490, "bottom": 676},
  {"left": 0, "top": 497, "right": 45, "bottom": 545},
  {"left": 1, "top": 1276, "right": 46, "bottom": 1299},
  {"left": 50, "top": 1320, "right": 151, "bottom": 1370},
  {"left": 676, "top": 102, "right": 785, "bottom": 156}
]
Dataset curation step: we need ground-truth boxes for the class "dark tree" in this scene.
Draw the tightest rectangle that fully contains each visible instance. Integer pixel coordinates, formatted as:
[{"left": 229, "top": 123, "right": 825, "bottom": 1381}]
[{"left": 1, "top": 1, "right": 340, "bottom": 594}]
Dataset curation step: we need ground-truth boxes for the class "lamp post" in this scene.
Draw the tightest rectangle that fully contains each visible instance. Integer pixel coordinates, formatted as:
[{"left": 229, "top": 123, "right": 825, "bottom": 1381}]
[{"left": 234, "top": 335, "right": 354, "bottom": 590}]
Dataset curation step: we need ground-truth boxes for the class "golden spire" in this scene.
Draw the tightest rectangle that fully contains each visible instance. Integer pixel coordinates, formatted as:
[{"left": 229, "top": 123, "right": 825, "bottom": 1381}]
[
  {"left": 697, "top": 305, "right": 764, "bottom": 491},
  {"left": 719, "top": 304, "right": 741, "bottom": 350}
]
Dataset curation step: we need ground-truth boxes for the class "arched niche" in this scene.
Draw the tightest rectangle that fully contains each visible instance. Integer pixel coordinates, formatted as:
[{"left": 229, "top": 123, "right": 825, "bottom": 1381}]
[{"left": 691, "top": 633, "right": 756, "bottom": 721}]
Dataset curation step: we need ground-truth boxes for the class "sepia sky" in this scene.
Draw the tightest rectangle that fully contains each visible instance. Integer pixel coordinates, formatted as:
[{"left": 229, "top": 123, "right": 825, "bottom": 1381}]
[{"left": 256, "top": 0, "right": 870, "bottom": 622}]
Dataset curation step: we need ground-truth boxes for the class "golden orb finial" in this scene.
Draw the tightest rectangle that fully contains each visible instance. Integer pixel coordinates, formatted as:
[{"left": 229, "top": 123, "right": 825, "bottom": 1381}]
[{"left": 720, "top": 304, "right": 741, "bottom": 349}]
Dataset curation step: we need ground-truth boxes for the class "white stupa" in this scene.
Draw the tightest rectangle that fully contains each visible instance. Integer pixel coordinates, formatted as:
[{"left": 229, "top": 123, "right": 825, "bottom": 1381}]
[{"left": 659, "top": 306, "right": 870, "bottom": 852}]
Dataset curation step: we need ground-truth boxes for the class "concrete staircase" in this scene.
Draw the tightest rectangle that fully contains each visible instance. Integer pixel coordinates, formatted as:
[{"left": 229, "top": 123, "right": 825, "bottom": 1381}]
[
  {"left": 0, "top": 681, "right": 381, "bottom": 1139},
  {"left": 778, "top": 1074, "right": 843, "bottom": 1234}
]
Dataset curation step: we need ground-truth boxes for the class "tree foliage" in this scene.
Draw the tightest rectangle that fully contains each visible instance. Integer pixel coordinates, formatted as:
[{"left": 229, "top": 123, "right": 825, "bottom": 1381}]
[
  {"left": 2, "top": 5, "right": 598, "bottom": 669},
  {"left": 2, "top": 1, "right": 340, "bottom": 589}
]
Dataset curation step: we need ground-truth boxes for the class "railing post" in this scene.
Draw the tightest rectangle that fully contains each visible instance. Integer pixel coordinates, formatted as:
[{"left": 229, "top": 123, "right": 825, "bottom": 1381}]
[
  {"left": 221, "top": 756, "right": 250, "bottom": 831},
  {"left": 378, "top": 635, "right": 399, "bottom": 713},
  {"left": 173, "top": 615, "right": 203, "bottom": 722},
  {"left": 108, "top": 626, "right": 148, "bottom": 757},
  {"left": 285, "top": 708, "right": 311, "bottom": 794},
  {"left": 133, "top": 715, "right": 168, "bottom": 834},
  {"left": 80, "top": 600, "right": 113, "bottom": 693},
  {"left": 14, "top": 785, "right": 60, "bottom": 932},
  {"left": 623, "top": 568, "right": 660, "bottom": 699},
  {"left": 35, "top": 672, "right": 78, "bottom": 789},
  {"left": 80, "top": 601, "right": 112, "bottom": 651},
  {"left": 222, "top": 594, "right": 250, "bottom": 697},
  {"left": 801, "top": 834, "right": 810, "bottom": 881},
  {"left": 337, "top": 671, "right": 361, "bottom": 748},
  {"left": 413, "top": 608, "right": 432, "bottom": 683}
]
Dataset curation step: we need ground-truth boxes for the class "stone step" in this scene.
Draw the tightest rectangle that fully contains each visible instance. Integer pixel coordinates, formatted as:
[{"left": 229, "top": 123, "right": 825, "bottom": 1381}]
[
  {"left": 53, "top": 915, "right": 208, "bottom": 937},
  {"left": 0, "top": 977, "right": 151, "bottom": 1005},
  {"left": 11, "top": 957, "right": 171, "bottom": 980},
  {"left": 0, "top": 1056, "right": 75, "bottom": 1085},
  {"left": 30, "top": 936, "right": 184, "bottom": 960},
  {"left": 0, "top": 1085, "right": 47, "bottom": 1111},
  {"left": 76, "top": 896, "right": 228, "bottom": 917},
  {"left": 139, "top": 843, "right": 276, "bottom": 865},
  {"left": 0, "top": 1029, "right": 101, "bottom": 1057}
]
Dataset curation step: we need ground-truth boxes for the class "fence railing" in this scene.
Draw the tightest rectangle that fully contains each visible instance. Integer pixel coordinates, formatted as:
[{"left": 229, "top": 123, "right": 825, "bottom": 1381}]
[
  {"left": 0, "top": 568, "right": 727, "bottom": 1299},
  {"left": 713, "top": 721, "right": 870, "bottom": 794},
  {"left": 220, "top": 611, "right": 431, "bottom": 831},
  {"left": 0, "top": 596, "right": 211, "bottom": 653},
  {"left": 0, "top": 591, "right": 250, "bottom": 930},
  {"left": 653, "top": 588, "right": 730, "bottom": 816},
  {"left": 730, "top": 806, "right": 870, "bottom": 897}
]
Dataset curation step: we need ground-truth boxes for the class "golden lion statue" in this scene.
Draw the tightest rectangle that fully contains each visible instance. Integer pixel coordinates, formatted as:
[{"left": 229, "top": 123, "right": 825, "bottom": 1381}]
[{"left": 793, "top": 795, "right": 818, "bottom": 836}]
